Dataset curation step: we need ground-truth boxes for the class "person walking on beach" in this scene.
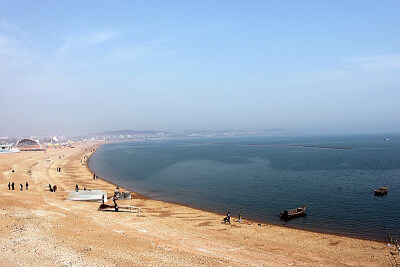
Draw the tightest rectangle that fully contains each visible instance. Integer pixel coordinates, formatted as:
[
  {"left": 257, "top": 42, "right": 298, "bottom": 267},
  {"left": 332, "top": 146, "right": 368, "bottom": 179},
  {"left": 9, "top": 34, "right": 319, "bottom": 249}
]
[
  {"left": 75, "top": 184, "right": 79, "bottom": 191},
  {"left": 238, "top": 212, "right": 242, "bottom": 224},
  {"left": 115, "top": 202, "right": 119, "bottom": 212},
  {"left": 11, "top": 182, "right": 15, "bottom": 190},
  {"left": 49, "top": 184, "right": 52, "bottom": 191},
  {"left": 113, "top": 194, "right": 117, "bottom": 205},
  {"left": 113, "top": 194, "right": 119, "bottom": 212},
  {"left": 8, "top": 182, "right": 10, "bottom": 190},
  {"left": 26, "top": 182, "right": 29, "bottom": 190},
  {"left": 20, "top": 184, "right": 23, "bottom": 191},
  {"left": 227, "top": 212, "right": 231, "bottom": 224},
  {"left": 93, "top": 173, "right": 95, "bottom": 180}
]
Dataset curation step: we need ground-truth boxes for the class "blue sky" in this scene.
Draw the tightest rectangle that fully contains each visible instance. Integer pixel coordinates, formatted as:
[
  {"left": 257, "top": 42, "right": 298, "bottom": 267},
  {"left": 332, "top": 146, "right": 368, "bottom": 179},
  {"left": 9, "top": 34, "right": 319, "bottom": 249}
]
[{"left": 1, "top": 1, "right": 400, "bottom": 137}]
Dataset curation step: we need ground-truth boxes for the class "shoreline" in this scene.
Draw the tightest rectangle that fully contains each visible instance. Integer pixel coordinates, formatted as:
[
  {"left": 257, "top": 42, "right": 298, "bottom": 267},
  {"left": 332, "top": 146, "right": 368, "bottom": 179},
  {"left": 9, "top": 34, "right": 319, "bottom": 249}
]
[
  {"left": 87, "top": 142, "right": 386, "bottom": 244},
  {"left": 0, "top": 141, "right": 394, "bottom": 266}
]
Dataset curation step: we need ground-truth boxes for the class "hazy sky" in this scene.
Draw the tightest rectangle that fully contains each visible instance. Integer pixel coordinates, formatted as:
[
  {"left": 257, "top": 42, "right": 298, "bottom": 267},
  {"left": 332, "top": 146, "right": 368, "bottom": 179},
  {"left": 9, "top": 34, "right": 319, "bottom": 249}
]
[{"left": 1, "top": 1, "right": 400, "bottom": 137}]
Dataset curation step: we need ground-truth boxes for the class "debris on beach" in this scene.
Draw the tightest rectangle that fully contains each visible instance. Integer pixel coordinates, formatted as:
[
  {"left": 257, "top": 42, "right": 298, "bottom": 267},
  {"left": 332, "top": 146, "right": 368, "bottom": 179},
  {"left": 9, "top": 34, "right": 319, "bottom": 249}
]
[
  {"left": 113, "top": 191, "right": 132, "bottom": 200},
  {"left": 98, "top": 203, "right": 141, "bottom": 213}
]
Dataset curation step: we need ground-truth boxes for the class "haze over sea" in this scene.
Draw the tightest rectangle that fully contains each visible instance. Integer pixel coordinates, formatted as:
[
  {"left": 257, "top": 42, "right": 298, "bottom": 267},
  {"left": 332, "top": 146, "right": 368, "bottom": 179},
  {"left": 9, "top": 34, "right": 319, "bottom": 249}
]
[{"left": 89, "top": 134, "right": 400, "bottom": 241}]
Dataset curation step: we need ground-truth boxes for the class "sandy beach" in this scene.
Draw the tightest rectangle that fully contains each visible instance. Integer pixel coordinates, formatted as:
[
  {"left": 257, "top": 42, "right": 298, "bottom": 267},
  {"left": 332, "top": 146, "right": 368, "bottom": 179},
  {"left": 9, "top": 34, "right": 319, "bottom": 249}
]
[{"left": 0, "top": 142, "right": 396, "bottom": 266}]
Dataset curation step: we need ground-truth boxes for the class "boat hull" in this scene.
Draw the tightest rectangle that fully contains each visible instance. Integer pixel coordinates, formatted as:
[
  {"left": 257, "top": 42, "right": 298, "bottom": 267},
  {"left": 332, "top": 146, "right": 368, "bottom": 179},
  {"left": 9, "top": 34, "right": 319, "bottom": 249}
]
[
  {"left": 374, "top": 190, "right": 387, "bottom": 196},
  {"left": 374, "top": 186, "right": 387, "bottom": 196},
  {"left": 280, "top": 205, "right": 307, "bottom": 220}
]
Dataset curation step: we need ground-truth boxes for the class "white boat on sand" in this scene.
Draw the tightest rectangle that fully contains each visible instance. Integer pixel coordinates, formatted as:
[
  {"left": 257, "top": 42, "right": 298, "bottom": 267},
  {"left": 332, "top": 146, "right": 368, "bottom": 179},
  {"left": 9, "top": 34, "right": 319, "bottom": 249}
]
[
  {"left": 0, "top": 144, "right": 20, "bottom": 153},
  {"left": 68, "top": 190, "right": 108, "bottom": 203}
]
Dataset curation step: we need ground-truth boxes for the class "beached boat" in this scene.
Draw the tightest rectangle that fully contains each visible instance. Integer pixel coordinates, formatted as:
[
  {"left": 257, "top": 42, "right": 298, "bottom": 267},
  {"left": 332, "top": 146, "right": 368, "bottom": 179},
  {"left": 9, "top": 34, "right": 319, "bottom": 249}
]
[
  {"left": 68, "top": 190, "right": 108, "bottom": 202},
  {"left": 374, "top": 185, "right": 387, "bottom": 195},
  {"left": 0, "top": 144, "right": 20, "bottom": 153},
  {"left": 280, "top": 205, "right": 307, "bottom": 220}
]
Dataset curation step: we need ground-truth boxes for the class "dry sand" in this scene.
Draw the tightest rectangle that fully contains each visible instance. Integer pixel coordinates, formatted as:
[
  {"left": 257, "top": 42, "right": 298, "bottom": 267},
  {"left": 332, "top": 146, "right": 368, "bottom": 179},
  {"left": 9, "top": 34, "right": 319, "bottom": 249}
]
[{"left": 0, "top": 142, "right": 397, "bottom": 266}]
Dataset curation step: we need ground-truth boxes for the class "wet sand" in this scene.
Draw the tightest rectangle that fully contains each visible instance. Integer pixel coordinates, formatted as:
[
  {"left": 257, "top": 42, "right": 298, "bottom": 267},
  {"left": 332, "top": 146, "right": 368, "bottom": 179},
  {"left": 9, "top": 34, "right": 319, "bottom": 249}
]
[{"left": 0, "top": 142, "right": 395, "bottom": 266}]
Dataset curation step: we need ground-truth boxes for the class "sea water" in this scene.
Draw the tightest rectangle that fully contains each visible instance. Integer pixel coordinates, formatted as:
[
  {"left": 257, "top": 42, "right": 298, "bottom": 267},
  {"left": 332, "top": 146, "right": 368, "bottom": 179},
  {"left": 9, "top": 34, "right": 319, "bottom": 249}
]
[{"left": 89, "top": 134, "right": 400, "bottom": 241}]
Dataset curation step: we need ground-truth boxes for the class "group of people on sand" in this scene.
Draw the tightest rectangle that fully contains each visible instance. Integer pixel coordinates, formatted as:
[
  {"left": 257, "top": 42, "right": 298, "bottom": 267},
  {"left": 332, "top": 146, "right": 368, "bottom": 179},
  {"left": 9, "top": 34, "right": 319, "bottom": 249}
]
[
  {"left": 48, "top": 184, "right": 57, "bottom": 192},
  {"left": 8, "top": 182, "right": 28, "bottom": 191},
  {"left": 75, "top": 184, "right": 88, "bottom": 191},
  {"left": 224, "top": 211, "right": 242, "bottom": 224},
  {"left": 56, "top": 167, "right": 61, "bottom": 172}
]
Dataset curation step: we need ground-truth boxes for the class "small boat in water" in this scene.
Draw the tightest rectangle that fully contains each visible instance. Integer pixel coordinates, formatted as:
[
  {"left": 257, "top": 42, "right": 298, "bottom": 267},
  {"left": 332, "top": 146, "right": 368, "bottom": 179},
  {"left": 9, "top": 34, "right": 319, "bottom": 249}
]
[
  {"left": 374, "top": 185, "right": 387, "bottom": 195},
  {"left": 280, "top": 204, "right": 307, "bottom": 220}
]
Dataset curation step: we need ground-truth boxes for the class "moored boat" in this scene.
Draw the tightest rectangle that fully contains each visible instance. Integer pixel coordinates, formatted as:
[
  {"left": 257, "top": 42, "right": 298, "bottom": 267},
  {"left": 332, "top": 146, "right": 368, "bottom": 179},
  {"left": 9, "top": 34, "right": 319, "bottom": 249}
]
[
  {"left": 374, "top": 185, "right": 387, "bottom": 195},
  {"left": 280, "top": 204, "right": 307, "bottom": 220}
]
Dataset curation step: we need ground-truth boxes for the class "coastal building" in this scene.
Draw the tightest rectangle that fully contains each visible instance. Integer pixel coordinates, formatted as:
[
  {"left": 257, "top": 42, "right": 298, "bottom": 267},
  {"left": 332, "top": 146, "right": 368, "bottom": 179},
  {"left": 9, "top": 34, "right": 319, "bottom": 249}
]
[
  {"left": 16, "top": 138, "right": 44, "bottom": 151},
  {"left": 49, "top": 136, "right": 59, "bottom": 144}
]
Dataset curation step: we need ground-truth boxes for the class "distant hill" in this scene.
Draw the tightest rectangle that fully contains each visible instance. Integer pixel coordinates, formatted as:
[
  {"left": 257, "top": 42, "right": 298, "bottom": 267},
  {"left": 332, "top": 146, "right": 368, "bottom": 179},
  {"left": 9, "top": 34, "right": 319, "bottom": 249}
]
[{"left": 93, "top": 130, "right": 169, "bottom": 136}]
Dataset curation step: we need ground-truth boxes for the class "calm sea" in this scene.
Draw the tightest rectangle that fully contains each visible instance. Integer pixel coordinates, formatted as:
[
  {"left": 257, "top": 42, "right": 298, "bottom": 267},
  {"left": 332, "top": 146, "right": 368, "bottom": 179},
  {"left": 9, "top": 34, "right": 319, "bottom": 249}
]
[{"left": 88, "top": 134, "right": 400, "bottom": 241}]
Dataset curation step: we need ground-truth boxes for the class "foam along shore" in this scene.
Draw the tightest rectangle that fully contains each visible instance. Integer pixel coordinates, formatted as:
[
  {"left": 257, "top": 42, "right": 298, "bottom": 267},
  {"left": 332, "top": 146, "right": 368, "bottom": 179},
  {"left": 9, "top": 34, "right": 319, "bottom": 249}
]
[{"left": 0, "top": 142, "right": 395, "bottom": 266}]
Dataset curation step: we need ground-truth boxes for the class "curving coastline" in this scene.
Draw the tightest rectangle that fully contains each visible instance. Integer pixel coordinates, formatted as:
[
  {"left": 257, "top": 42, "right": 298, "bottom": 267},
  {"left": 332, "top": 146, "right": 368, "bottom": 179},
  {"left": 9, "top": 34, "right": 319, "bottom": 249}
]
[
  {"left": 0, "top": 141, "right": 394, "bottom": 266},
  {"left": 87, "top": 143, "right": 363, "bottom": 241},
  {"left": 87, "top": 140, "right": 398, "bottom": 243}
]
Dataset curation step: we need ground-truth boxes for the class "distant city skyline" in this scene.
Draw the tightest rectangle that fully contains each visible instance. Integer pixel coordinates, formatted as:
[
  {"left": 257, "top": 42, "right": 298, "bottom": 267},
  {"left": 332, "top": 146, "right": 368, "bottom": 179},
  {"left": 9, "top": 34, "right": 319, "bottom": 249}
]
[{"left": 1, "top": 1, "right": 400, "bottom": 137}]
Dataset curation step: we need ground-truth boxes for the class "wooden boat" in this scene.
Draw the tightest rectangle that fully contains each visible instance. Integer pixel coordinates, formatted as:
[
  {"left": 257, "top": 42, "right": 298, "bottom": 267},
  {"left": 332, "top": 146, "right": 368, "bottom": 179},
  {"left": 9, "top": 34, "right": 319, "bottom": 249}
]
[
  {"left": 280, "top": 204, "right": 307, "bottom": 220},
  {"left": 98, "top": 203, "right": 141, "bottom": 213},
  {"left": 374, "top": 185, "right": 387, "bottom": 196}
]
